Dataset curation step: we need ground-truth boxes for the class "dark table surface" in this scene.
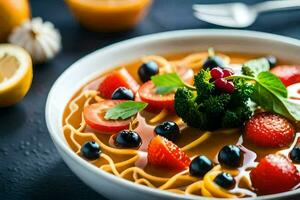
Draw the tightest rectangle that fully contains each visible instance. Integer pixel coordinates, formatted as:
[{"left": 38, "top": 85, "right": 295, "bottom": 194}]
[{"left": 1, "top": 0, "right": 300, "bottom": 199}]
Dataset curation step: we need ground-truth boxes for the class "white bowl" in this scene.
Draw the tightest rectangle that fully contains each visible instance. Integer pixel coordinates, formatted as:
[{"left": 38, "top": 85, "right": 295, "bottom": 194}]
[{"left": 46, "top": 30, "right": 300, "bottom": 200}]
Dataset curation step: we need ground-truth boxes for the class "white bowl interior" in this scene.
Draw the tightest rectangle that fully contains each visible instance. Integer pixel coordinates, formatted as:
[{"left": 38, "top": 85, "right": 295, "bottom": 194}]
[{"left": 46, "top": 30, "right": 300, "bottom": 200}]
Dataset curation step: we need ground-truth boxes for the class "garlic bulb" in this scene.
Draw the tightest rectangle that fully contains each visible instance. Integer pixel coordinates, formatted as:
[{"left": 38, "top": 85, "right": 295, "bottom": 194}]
[{"left": 8, "top": 17, "right": 61, "bottom": 64}]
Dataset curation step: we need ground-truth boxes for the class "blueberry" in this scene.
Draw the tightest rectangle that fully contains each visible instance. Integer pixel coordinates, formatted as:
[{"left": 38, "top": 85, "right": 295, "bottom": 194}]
[
  {"left": 202, "top": 56, "right": 226, "bottom": 70},
  {"left": 115, "top": 130, "right": 142, "bottom": 148},
  {"left": 138, "top": 61, "right": 159, "bottom": 82},
  {"left": 290, "top": 146, "right": 300, "bottom": 163},
  {"left": 218, "top": 145, "right": 243, "bottom": 168},
  {"left": 111, "top": 87, "right": 134, "bottom": 100},
  {"left": 189, "top": 155, "right": 214, "bottom": 177},
  {"left": 154, "top": 121, "right": 180, "bottom": 142},
  {"left": 265, "top": 55, "right": 277, "bottom": 68},
  {"left": 81, "top": 141, "right": 101, "bottom": 160},
  {"left": 214, "top": 172, "right": 236, "bottom": 189}
]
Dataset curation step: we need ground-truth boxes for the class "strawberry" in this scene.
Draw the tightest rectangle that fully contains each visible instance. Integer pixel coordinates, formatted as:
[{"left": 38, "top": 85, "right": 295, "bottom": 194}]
[
  {"left": 98, "top": 68, "right": 139, "bottom": 99},
  {"left": 250, "top": 154, "right": 300, "bottom": 195},
  {"left": 147, "top": 135, "right": 191, "bottom": 170},
  {"left": 271, "top": 65, "right": 300, "bottom": 87},
  {"left": 245, "top": 112, "right": 295, "bottom": 147}
]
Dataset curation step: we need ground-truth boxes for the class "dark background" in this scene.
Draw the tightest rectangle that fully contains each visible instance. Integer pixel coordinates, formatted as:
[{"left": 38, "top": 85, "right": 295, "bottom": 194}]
[{"left": 1, "top": 0, "right": 300, "bottom": 199}]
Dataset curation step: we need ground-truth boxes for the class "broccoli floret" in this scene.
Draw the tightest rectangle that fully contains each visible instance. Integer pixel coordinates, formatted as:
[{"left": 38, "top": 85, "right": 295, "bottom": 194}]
[
  {"left": 194, "top": 69, "right": 215, "bottom": 99},
  {"left": 174, "top": 87, "right": 197, "bottom": 122},
  {"left": 241, "top": 66, "right": 254, "bottom": 77},
  {"left": 230, "top": 79, "right": 255, "bottom": 106},
  {"left": 222, "top": 111, "right": 240, "bottom": 128},
  {"left": 222, "top": 104, "right": 252, "bottom": 128},
  {"left": 174, "top": 69, "right": 255, "bottom": 131},
  {"left": 175, "top": 87, "right": 214, "bottom": 130},
  {"left": 202, "top": 94, "right": 231, "bottom": 116}
]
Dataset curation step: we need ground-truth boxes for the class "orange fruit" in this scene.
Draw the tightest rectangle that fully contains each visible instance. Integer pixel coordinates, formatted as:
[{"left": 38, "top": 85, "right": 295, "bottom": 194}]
[
  {"left": 65, "top": 0, "right": 152, "bottom": 32},
  {"left": 0, "top": 0, "right": 31, "bottom": 42}
]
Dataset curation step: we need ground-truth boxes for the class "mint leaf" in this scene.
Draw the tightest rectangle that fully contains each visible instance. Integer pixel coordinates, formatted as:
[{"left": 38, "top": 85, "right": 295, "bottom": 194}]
[
  {"left": 151, "top": 73, "right": 185, "bottom": 94},
  {"left": 242, "top": 58, "right": 270, "bottom": 77},
  {"left": 104, "top": 101, "right": 148, "bottom": 120}
]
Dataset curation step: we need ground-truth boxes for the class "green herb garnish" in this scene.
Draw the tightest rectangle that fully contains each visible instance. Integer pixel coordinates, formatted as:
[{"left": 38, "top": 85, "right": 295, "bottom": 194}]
[
  {"left": 175, "top": 71, "right": 254, "bottom": 130},
  {"left": 104, "top": 101, "right": 148, "bottom": 120},
  {"left": 152, "top": 57, "right": 299, "bottom": 130},
  {"left": 151, "top": 73, "right": 195, "bottom": 94},
  {"left": 227, "top": 72, "right": 299, "bottom": 121}
]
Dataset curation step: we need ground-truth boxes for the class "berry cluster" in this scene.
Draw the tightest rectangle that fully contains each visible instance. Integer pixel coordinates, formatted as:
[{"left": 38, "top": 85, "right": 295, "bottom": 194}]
[{"left": 210, "top": 67, "right": 234, "bottom": 93}]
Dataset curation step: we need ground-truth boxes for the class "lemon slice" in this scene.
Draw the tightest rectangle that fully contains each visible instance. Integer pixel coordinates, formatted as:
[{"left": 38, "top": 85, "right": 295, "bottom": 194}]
[{"left": 0, "top": 44, "right": 32, "bottom": 107}]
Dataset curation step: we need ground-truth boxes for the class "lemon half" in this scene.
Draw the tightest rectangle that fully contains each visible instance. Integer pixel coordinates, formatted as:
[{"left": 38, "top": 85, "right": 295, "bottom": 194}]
[{"left": 0, "top": 44, "right": 32, "bottom": 107}]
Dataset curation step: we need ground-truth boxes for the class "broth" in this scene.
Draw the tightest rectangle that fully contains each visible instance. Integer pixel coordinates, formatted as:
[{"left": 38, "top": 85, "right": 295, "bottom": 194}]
[{"left": 63, "top": 52, "right": 300, "bottom": 198}]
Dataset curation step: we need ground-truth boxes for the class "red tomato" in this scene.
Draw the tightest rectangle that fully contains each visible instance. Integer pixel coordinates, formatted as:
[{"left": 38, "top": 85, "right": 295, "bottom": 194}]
[
  {"left": 98, "top": 68, "right": 139, "bottom": 98},
  {"left": 138, "top": 68, "right": 194, "bottom": 112},
  {"left": 138, "top": 81, "right": 175, "bottom": 112},
  {"left": 271, "top": 65, "right": 300, "bottom": 87},
  {"left": 83, "top": 100, "right": 131, "bottom": 133}
]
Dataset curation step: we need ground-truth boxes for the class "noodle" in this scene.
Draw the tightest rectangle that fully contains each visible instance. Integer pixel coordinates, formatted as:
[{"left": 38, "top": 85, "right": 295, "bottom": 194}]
[
  {"left": 169, "top": 52, "right": 230, "bottom": 69},
  {"left": 62, "top": 52, "right": 257, "bottom": 198},
  {"left": 185, "top": 181, "right": 203, "bottom": 195},
  {"left": 203, "top": 170, "right": 237, "bottom": 198},
  {"left": 101, "top": 155, "right": 139, "bottom": 171},
  {"left": 100, "top": 153, "right": 121, "bottom": 176},
  {"left": 149, "top": 109, "right": 168, "bottom": 123},
  {"left": 135, "top": 178, "right": 156, "bottom": 188},
  {"left": 181, "top": 132, "right": 211, "bottom": 151}
]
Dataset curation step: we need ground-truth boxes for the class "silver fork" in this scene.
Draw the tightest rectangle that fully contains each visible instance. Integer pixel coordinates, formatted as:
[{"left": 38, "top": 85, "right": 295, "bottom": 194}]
[{"left": 193, "top": 0, "right": 300, "bottom": 28}]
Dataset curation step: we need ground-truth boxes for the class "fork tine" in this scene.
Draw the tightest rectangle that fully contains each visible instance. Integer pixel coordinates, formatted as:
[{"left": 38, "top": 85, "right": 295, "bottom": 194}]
[
  {"left": 194, "top": 12, "right": 246, "bottom": 28},
  {"left": 193, "top": 4, "right": 234, "bottom": 17},
  {"left": 193, "top": 3, "right": 236, "bottom": 11}
]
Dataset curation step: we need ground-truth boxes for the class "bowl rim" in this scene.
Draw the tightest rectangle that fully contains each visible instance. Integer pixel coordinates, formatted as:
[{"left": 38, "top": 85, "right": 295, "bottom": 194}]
[{"left": 45, "top": 29, "right": 300, "bottom": 200}]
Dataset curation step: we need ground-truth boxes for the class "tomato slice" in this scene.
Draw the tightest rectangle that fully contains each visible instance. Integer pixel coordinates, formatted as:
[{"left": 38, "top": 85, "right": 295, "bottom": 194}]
[
  {"left": 98, "top": 68, "right": 140, "bottom": 99},
  {"left": 271, "top": 65, "right": 300, "bottom": 87},
  {"left": 83, "top": 100, "right": 131, "bottom": 133},
  {"left": 138, "top": 81, "right": 175, "bottom": 112},
  {"left": 138, "top": 68, "right": 194, "bottom": 112}
]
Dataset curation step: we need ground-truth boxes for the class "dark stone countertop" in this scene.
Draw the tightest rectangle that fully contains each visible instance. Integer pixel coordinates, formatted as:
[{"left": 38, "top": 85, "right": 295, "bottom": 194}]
[{"left": 1, "top": 0, "right": 300, "bottom": 199}]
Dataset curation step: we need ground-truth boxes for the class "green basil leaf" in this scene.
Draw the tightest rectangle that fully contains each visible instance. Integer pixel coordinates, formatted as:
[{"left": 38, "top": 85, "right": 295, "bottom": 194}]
[
  {"left": 250, "top": 72, "right": 299, "bottom": 121},
  {"left": 151, "top": 73, "right": 185, "bottom": 94},
  {"left": 279, "top": 98, "right": 300, "bottom": 121},
  {"left": 104, "top": 101, "right": 148, "bottom": 120},
  {"left": 252, "top": 83, "right": 300, "bottom": 121},
  {"left": 257, "top": 72, "right": 287, "bottom": 98},
  {"left": 242, "top": 58, "right": 270, "bottom": 77}
]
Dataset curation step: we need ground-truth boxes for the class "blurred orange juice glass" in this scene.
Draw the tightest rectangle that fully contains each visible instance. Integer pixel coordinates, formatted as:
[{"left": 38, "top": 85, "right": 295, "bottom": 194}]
[{"left": 65, "top": 0, "right": 153, "bottom": 32}]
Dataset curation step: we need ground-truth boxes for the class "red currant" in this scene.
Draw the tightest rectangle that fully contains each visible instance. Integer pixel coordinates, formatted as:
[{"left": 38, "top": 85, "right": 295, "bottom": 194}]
[
  {"left": 215, "top": 78, "right": 227, "bottom": 90},
  {"left": 210, "top": 67, "right": 224, "bottom": 80},
  {"left": 224, "top": 81, "right": 235, "bottom": 93},
  {"left": 222, "top": 68, "right": 234, "bottom": 77},
  {"left": 214, "top": 78, "right": 235, "bottom": 93}
]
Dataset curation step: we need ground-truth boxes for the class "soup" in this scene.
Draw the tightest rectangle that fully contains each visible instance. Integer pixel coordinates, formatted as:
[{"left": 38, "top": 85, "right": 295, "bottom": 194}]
[{"left": 63, "top": 50, "right": 300, "bottom": 198}]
